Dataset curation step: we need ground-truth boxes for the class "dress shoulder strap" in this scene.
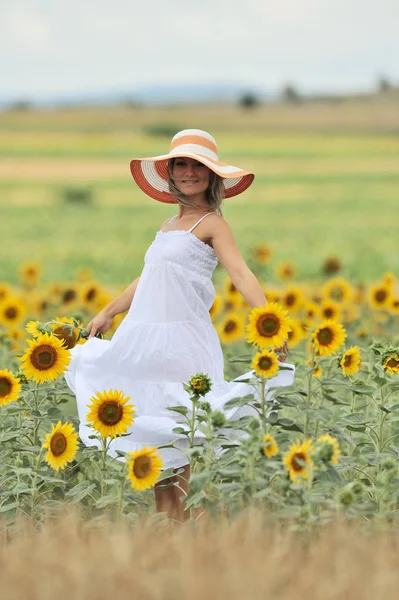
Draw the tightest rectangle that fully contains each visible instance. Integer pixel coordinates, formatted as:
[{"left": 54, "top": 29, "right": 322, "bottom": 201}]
[
  {"left": 160, "top": 215, "right": 176, "bottom": 232},
  {"left": 188, "top": 212, "right": 214, "bottom": 233}
]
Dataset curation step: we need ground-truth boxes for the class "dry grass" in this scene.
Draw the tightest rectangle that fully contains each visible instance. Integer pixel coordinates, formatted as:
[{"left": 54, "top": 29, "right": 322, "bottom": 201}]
[{"left": 1, "top": 509, "right": 399, "bottom": 599}]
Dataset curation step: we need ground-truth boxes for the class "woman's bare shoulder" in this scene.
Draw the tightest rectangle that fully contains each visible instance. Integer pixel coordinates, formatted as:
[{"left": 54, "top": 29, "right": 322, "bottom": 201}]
[{"left": 206, "top": 213, "right": 232, "bottom": 235}]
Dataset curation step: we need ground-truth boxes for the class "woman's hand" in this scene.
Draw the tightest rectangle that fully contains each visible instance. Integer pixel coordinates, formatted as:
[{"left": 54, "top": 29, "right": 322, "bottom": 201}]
[
  {"left": 87, "top": 310, "right": 114, "bottom": 339},
  {"left": 275, "top": 341, "right": 289, "bottom": 363}
]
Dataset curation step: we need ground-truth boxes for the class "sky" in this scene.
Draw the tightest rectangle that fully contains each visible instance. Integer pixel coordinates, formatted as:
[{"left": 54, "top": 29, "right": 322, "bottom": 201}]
[{"left": 1, "top": 0, "right": 399, "bottom": 101}]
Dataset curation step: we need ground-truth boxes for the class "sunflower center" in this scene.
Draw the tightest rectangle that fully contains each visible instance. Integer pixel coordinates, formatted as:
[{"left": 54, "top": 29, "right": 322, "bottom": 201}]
[
  {"left": 375, "top": 289, "right": 387, "bottom": 303},
  {"left": 62, "top": 289, "right": 76, "bottom": 303},
  {"left": 50, "top": 432, "right": 67, "bottom": 457},
  {"left": 257, "top": 314, "right": 279, "bottom": 337},
  {"left": 5, "top": 307, "right": 18, "bottom": 320},
  {"left": 324, "top": 307, "right": 334, "bottom": 319},
  {"left": 98, "top": 400, "right": 123, "bottom": 426},
  {"left": 291, "top": 452, "right": 306, "bottom": 472},
  {"left": 225, "top": 320, "right": 237, "bottom": 333},
  {"left": 331, "top": 287, "right": 344, "bottom": 302},
  {"left": 133, "top": 455, "right": 152, "bottom": 479},
  {"left": 317, "top": 327, "right": 333, "bottom": 345},
  {"left": 86, "top": 288, "right": 97, "bottom": 301},
  {"left": 386, "top": 357, "right": 399, "bottom": 369},
  {"left": 31, "top": 345, "right": 58, "bottom": 370},
  {"left": 0, "top": 377, "right": 12, "bottom": 397},
  {"left": 53, "top": 326, "right": 76, "bottom": 350},
  {"left": 229, "top": 283, "right": 237, "bottom": 294},
  {"left": 285, "top": 294, "right": 296, "bottom": 307},
  {"left": 259, "top": 356, "right": 272, "bottom": 370},
  {"left": 344, "top": 354, "right": 353, "bottom": 367}
]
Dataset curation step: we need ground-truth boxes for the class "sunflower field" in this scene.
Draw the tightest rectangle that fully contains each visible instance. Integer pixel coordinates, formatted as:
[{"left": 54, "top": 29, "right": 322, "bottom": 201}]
[
  {"left": 1, "top": 251, "right": 398, "bottom": 525},
  {"left": 1, "top": 101, "right": 399, "bottom": 529}
]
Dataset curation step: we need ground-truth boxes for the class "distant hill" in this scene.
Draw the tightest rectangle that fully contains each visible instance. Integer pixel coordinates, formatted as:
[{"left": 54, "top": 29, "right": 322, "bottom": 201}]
[{"left": 0, "top": 82, "right": 271, "bottom": 110}]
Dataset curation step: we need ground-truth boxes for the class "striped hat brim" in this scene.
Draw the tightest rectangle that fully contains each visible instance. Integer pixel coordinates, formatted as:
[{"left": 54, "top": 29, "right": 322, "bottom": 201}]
[{"left": 130, "top": 152, "right": 255, "bottom": 204}]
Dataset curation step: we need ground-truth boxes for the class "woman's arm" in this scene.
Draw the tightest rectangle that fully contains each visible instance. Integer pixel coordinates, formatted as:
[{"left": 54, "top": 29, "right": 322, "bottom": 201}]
[
  {"left": 102, "top": 276, "right": 141, "bottom": 317},
  {"left": 210, "top": 216, "right": 289, "bottom": 361},
  {"left": 210, "top": 218, "right": 266, "bottom": 308}
]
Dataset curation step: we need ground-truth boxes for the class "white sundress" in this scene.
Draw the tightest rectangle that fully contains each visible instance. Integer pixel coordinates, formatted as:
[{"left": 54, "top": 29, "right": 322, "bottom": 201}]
[{"left": 64, "top": 213, "right": 295, "bottom": 470}]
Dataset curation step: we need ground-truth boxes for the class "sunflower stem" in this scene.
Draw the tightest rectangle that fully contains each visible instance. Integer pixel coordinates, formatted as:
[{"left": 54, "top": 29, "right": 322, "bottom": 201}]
[
  {"left": 259, "top": 379, "right": 267, "bottom": 436},
  {"left": 33, "top": 383, "right": 40, "bottom": 447},
  {"left": 30, "top": 448, "right": 44, "bottom": 519}
]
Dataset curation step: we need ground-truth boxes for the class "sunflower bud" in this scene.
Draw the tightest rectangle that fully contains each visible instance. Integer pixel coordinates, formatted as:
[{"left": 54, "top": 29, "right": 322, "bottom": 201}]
[
  {"left": 338, "top": 487, "right": 355, "bottom": 506},
  {"left": 14, "top": 370, "right": 28, "bottom": 384},
  {"left": 210, "top": 410, "right": 226, "bottom": 429},
  {"left": 187, "top": 373, "right": 212, "bottom": 397},
  {"left": 198, "top": 400, "right": 212, "bottom": 413}
]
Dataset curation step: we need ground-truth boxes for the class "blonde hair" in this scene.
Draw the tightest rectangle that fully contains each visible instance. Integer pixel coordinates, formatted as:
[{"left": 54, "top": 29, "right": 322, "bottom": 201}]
[{"left": 167, "top": 158, "right": 225, "bottom": 216}]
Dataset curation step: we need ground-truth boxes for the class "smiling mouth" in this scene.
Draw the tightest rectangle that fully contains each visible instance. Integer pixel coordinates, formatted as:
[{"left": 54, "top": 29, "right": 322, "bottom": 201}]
[{"left": 182, "top": 180, "right": 199, "bottom": 183}]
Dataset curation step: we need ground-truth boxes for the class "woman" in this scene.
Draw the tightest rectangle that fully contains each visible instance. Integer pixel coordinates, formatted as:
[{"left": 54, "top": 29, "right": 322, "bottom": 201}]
[{"left": 64, "top": 129, "right": 294, "bottom": 522}]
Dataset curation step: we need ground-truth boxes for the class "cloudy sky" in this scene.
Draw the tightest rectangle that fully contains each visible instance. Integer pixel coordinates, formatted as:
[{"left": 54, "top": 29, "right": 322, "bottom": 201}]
[{"left": 1, "top": 0, "right": 399, "bottom": 100}]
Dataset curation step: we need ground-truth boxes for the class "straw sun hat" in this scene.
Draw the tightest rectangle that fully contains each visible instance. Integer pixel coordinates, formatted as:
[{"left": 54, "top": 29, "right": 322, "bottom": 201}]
[{"left": 130, "top": 129, "right": 255, "bottom": 204}]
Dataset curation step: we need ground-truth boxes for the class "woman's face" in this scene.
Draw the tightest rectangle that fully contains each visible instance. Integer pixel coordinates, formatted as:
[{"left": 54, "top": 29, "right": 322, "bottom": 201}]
[{"left": 171, "top": 157, "right": 210, "bottom": 197}]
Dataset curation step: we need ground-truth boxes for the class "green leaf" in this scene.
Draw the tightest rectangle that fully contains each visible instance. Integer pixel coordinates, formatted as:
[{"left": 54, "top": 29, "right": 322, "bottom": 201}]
[
  {"left": 276, "top": 418, "right": 303, "bottom": 433},
  {"left": 166, "top": 406, "right": 188, "bottom": 416},
  {"left": 65, "top": 481, "right": 96, "bottom": 503},
  {"left": 0, "top": 502, "right": 18, "bottom": 513},
  {"left": 172, "top": 427, "right": 186, "bottom": 435}
]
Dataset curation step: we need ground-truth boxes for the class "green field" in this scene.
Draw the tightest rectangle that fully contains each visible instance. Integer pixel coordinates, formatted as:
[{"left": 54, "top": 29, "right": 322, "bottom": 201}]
[{"left": 1, "top": 99, "right": 398, "bottom": 286}]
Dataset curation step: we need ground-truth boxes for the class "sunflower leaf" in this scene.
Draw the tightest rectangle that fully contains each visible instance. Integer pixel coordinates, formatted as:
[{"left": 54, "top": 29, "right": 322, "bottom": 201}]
[
  {"left": 166, "top": 406, "right": 188, "bottom": 416},
  {"left": 65, "top": 482, "right": 96, "bottom": 502}
]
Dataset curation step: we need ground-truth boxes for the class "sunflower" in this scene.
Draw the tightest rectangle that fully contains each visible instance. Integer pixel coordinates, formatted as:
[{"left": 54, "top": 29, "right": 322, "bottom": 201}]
[
  {"left": 209, "top": 294, "right": 223, "bottom": 321},
  {"left": 42, "top": 421, "right": 79, "bottom": 471},
  {"left": 341, "top": 304, "right": 360, "bottom": 323},
  {"left": 322, "top": 257, "right": 342, "bottom": 276},
  {"left": 302, "top": 301, "right": 321, "bottom": 324},
  {"left": 283, "top": 439, "right": 313, "bottom": 482},
  {"left": 0, "top": 369, "right": 21, "bottom": 407},
  {"left": 251, "top": 349, "right": 280, "bottom": 379},
  {"left": 59, "top": 283, "right": 79, "bottom": 307},
  {"left": 275, "top": 262, "right": 297, "bottom": 281},
  {"left": 18, "top": 261, "right": 42, "bottom": 287},
  {"left": 390, "top": 298, "right": 399, "bottom": 315},
  {"left": 311, "top": 320, "right": 347, "bottom": 357},
  {"left": 280, "top": 286, "right": 303, "bottom": 313},
  {"left": 383, "top": 353, "right": 399, "bottom": 375},
  {"left": 222, "top": 294, "right": 242, "bottom": 313},
  {"left": 8, "top": 328, "right": 24, "bottom": 352},
  {"left": 263, "top": 433, "right": 279, "bottom": 458},
  {"left": 320, "top": 300, "right": 341, "bottom": 322},
  {"left": 50, "top": 316, "right": 80, "bottom": 349},
  {"left": 86, "top": 389, "right": 135, "bottom": 438},
  {"left": 126, "top": 446, "right": 163, "bottom": 491},
  {"left": 305, "top": 358, "right": 323, "bottom": 378},
  {"left": 0, "top": 283, "right": 11, "bottom": 302},
  {"left": 381, "top": 272, "right": 397, "bottom": 288},
  {"left": 79, "top": 281, "right": 103, "bottom": 307},
  {"left": 25, "top": 320, "right": 46, "bottom": 337},
  {"left": 218, "top": 313, "right": 246, "bottom": 344},
  {"left": 224, "top": 277, "right": 240, "bottom": 299},
  {"left": 340, "top": 346, "right": 361, "bottom": 376},
  {"left": 286, "top": 317, "right": 304, "bottom": 348},
  {"left": 321, "top": 278, "right": 352, "bottom": 304},
  {"left": 253, "top": 243, "right": 273, "bottom": 265},
  {"left": 19, "top": 332, "right": 71, "bottom": 383},
  {"left": 316, "top": 434, "right": 340, "bottom": 465},
  {"left": 247, "top": 302, "right": 292, "bottom": 349},
  {"left": 368, "top": 283, "right": 392, "bottom": 310},
  {"left": 0, "top": 296, "right": 27, "bottom": 328}
]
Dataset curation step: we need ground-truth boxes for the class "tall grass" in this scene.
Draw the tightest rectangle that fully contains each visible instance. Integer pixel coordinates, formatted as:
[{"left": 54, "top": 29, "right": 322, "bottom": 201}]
[{"left": 2, "top": 508, "right": 399, "bottom": 599}]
